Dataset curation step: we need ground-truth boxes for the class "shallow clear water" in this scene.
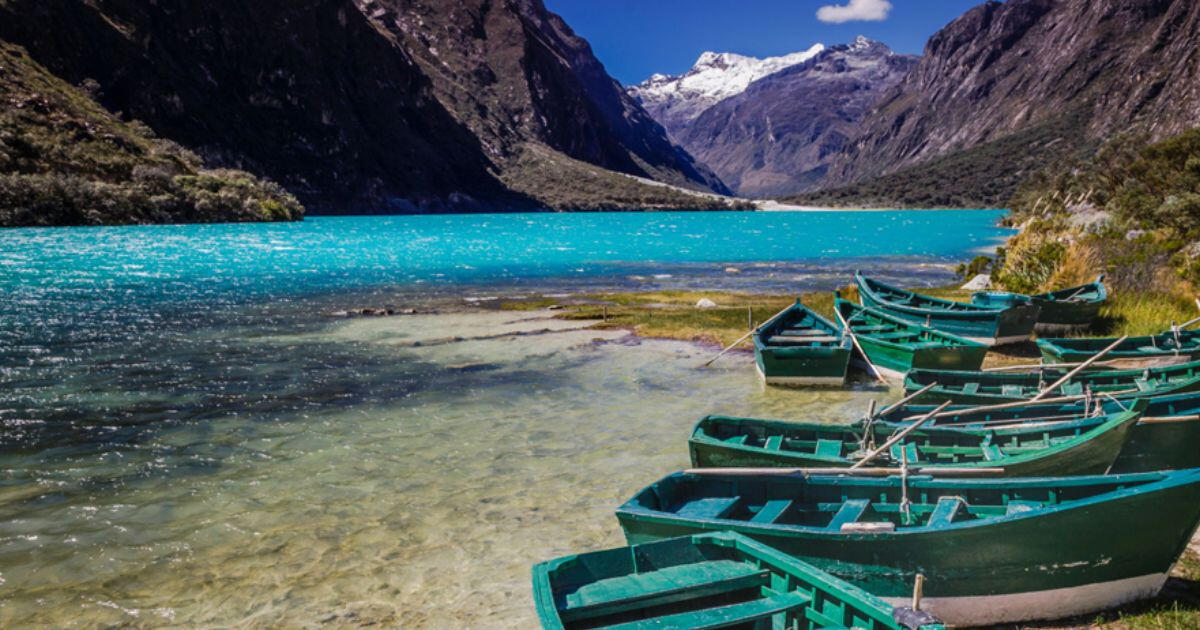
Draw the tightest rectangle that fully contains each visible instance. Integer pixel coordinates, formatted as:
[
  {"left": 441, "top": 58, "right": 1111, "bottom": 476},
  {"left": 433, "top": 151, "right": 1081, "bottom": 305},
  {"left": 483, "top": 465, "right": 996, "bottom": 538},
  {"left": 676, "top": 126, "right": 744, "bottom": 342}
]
[{"left": 0, "top": 211, "right": 1009, "bottom": 627}]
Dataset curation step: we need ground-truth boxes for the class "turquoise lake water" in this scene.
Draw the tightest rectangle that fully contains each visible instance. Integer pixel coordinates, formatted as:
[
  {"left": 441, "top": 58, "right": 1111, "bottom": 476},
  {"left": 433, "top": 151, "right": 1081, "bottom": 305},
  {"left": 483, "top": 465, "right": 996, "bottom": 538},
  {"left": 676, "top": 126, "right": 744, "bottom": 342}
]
[{"left": 0, "top": 210, "right": 1009, "bottom": 626}]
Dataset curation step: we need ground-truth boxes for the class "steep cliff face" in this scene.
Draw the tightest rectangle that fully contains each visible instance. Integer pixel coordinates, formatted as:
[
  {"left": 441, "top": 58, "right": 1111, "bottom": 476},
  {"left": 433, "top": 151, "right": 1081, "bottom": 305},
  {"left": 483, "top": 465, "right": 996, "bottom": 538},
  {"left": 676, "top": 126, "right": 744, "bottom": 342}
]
[
  {"left": 0, "top": 0, "right": 520, "bottom": 213},
  {"left": 356, "top": 0, "right": 727, "bottom": 194},
  {"left": 0, "top": 0, "right": 725, "bottom": 216},
  {"left": 0, "top": 42, "right": 303, "bottom": 227},
  {"left": 828, "top": 0, "right": 1200, "bottom": 189},
  {"left": 676, "top": 38, "right": 916, "bottom": 197}
]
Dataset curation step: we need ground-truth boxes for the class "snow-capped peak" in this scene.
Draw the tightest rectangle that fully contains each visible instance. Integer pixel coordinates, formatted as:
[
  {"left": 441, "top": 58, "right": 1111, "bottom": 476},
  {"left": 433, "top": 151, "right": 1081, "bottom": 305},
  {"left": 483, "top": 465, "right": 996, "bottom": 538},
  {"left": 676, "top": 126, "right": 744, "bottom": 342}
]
[{"left": 628, "top": 43, "right": 825, "bottom": 125}]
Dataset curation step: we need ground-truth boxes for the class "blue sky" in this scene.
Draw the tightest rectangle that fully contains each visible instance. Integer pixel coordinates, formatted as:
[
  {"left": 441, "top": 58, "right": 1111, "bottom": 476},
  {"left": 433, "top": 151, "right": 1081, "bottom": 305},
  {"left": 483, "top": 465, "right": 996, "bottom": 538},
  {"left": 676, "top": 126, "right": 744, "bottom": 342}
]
[{"left": 545, "top": 0, "right": 987, "bottom": 85}]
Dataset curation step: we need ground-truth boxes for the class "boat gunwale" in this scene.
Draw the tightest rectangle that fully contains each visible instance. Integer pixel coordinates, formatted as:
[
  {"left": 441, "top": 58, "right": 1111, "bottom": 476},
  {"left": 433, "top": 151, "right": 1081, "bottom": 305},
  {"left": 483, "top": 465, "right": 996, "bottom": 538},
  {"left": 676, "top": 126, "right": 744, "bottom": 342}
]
[
  {"left": 835, "top": 298, "right": 985, "bottom": 352},
  {"left": 689, "top": 403, "right": 1144, "bottom": 471},
  {"left": 616, "top": 468, "right": 1197, "bottom": 538},
  {"left": 855, "top": 272, "right": 1018, "bottom": 319}
]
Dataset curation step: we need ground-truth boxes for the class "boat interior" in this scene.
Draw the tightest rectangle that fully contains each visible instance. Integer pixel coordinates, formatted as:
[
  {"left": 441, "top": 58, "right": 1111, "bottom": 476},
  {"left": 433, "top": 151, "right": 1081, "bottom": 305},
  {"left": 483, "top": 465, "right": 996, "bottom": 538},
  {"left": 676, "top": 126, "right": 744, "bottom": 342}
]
[
  {"left": 838, "top": 302, "right": 969, "bottom": 348},
  {"left": 697, "top": 416, "right": 1101, "bottom": 465},
  {"left": 759, "top": 305, "right": 844, "bottom": 348},
  {"left": 542, "top": 535, "right": 887, "bottom": 629},
  {"left": 627, "top": 473, "right": 1168, "bottom": 532}
]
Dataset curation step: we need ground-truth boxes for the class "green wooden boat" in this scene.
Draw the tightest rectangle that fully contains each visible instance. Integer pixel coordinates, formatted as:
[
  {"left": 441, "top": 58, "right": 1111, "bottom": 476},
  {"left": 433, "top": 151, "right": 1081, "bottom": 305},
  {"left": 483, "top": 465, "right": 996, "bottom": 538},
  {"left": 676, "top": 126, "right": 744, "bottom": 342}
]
[
  {"left": 688, "top": 403, "right": 1142, "bottom": 476},
  {"left": 972, "top": 274, "right": 1107, "bottom": 333},
  {"left": 753, "top": 299, "right": 851, "bottom": 386},
  {"left": 855, "top": 272, "right": 1039, "bottom": 345},
  {"left": 903, "top": 360, "right": 1200, "bottom": 405},
  {"left": 835, "top": 297, "right": 987, "bottom": 382},
  {"left": 1038, "top": 327, "right": 1200, "bottom": 367},
  {"left": 873, "top": 392, "right": 1200, "bottom": 473},
  {"left": 615, "top": 468, "right": 1200, "bottom": 626},
  {"left": 531, "top": 531, "right": 944, "bottom": 630}
]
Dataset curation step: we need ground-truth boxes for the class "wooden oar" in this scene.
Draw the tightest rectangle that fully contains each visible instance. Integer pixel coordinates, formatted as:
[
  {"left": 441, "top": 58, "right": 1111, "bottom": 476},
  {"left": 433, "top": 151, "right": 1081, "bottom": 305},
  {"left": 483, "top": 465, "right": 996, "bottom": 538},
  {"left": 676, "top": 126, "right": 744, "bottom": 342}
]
[
  {"left": 888, "top": 388, "right": 1139, "bottom": 422},
  {"left": 702, "top": 303, "right": 794, "bottom": 366},
  {"left": 875, "top": 383, "right": 936, "bottom": 417},
  {"left": 984, "top": 359, "right": 1124, "bottom": 372},
  {"left": 1029, "top": 336, "right": 1127, "bottom": 402},
  {"left": 850, "top": 400, "right": 951, "bottom": 469},
  {"left": 683, "top": 466, "right": 1004, "bottom": 477},
  {"left": 834, "top": 305, "right": 889, "bottom": 384}
]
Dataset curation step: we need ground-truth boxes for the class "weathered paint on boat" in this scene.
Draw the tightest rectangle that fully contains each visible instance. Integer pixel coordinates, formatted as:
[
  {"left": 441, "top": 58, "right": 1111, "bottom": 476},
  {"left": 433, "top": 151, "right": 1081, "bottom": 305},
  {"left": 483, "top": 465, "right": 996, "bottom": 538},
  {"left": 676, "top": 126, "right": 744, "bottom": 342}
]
[
  {"left": 753, "top": 299, "right": 851, "bottom": 386},
  {"left": 531, "top": 531, "right": 944, "bottom": 630},
  {"left": 1038, "top": 327, "right": 1200, "bottom": 367},
  {"left": 973, "top": 274, "right": 1106, "bottom": 333},
  {"left": 855, "top": 272, "right": 1039, "bottom": 345},
  {"left": 688, "top": 404, "right": 1142, "bottom": 476},
  {"left": 835, "top": 298, "right": 987, "bottom": 381},
  {"left": 875, "top": 392, "right": 1200, "bottom": 473},
  {"left": 615, "top": 469, "right": 1200, "bottom": 626},
  {"left": 903, "top": 360, "right": 1200, "bottom": 405}
]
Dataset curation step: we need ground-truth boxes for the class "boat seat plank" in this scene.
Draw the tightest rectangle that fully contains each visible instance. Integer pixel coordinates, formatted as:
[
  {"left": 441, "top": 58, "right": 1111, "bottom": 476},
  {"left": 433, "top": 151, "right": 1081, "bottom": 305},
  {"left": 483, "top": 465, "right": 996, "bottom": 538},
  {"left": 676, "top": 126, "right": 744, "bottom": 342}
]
[
  {"left": 601, "top": 590, "right": 811, "bottom": 630},
  {"left": 1005, "top": 500, "right": 1042, "bottom": 515},
  {"left": 763, "top": 435, "right": 783, "bottom": 451},
  {"left": 962, "top": 383, "right": 981, "bottom": 395},
  {"left": 981, "top": 445, "right": 1005, "bottom": 461},
  {"left": 827, "top": 499, "right": 870, "bottom": 530},
  {"left": 888, "top": 443, "right": 919, "bottom": 463},
  {"left": 1001, "top": 384, "right": 1025, "bottom": 397},
  {"left": 676, "top": 497, "right": 742, "bottom": 520},
  {"left": 561, "top": 560, "right": 772, "bottom": 622},
  {"left": 814, "top": 439, "right": 843, "bottom": 459},
  {"left": 724, "top": 435, "right": 748, "bottom": 445},
  {"left": 767, "top": 335, "right": 840, "bottom": 345},
  {"left": 777, "top": 329, "right": 828, "bottom": 337},
  {"left": 1136, "top": 378, "right": 1153, "bottom": 392},
  {"left": 927, "top": 496, "right": 964, "bottom": 528},
  {"left": 852, "top": 325, "right": 892, "bottom": 333},
  {"left": 750, "top": 499, "right": 793, "bottom": 524}
]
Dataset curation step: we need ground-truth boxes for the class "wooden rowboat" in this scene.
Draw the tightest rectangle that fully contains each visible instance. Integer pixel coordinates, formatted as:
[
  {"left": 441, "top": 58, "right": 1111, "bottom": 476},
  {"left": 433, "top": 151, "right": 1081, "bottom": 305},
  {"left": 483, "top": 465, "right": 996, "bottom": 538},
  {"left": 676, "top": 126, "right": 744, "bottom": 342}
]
[
  {"left": 531, "top": 531, "right": 944, "bottom": 629},
  {"left": 615, "top": 468, "right": 1200, "bottom": 626},
  {"left": 874, "top": 393, "right": 1200, "bottom": 473},
  {"left": 1038, "top": 327, "right": 1200, "bottom": 368},
  {"left": 753, "top": 299, "right": 851, "bottom": 386},
  {"left": 835, "top": 298, "right": 987, "bottom": 381},
  {"left": 855, "top": 272, "right": 1039, "bottom": 345},
  {"left": 972, "top": 274, "right": 1107, "bottom": 333},
  {"left": 903, "top": 360, "right": 1200, "bottom": 405},
  {"left": 688, "top": 404, "right": 1142, "bottom": 476}
]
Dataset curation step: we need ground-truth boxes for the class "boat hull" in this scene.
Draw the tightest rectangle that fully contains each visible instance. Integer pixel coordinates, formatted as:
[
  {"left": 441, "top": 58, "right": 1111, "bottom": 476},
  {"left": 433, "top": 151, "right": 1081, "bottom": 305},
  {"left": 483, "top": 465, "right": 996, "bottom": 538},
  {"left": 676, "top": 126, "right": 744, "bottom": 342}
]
[
  {"left": 616, "top": 472, "right": 1200, "bottom": 626},
  {"left": 755, "top": 347, "right": 850, "bottom": 386},
  {"left": 857, "top": 276, "right": 1039, "bottom": 346},
  {"left": 881, "top": 395, "right": 1200, "bottom": 473},
  {"left": 689, "top": 413, "right": 1137, "bottom": 477},
  {"left": 854, "top": 334, "right": 988, "bottom": 377},
  {"left": 753, "top": 301, "right": 851, "bottom": 387}
]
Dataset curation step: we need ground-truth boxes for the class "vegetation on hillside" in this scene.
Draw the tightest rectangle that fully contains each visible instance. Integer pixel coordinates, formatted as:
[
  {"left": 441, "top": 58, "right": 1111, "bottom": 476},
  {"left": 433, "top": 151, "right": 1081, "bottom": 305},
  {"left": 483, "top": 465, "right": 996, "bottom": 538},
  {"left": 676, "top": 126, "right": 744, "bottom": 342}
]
[
  {"left": 0, "top": 42, "right": 303, "bottom": 227},
  {"left": 501, "top": 144, "right": 754, "bottom": 212},
  {"left": 992, "top": 128, "right": 1200, "bottom": 295},
  {"left": 783, "top": 110, "right": 1092, "bottom": 209}
]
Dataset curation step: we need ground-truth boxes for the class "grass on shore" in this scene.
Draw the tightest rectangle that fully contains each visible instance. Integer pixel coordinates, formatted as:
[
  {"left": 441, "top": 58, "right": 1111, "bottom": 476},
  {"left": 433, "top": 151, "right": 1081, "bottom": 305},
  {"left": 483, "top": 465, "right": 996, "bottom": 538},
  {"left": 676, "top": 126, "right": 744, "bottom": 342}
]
[{"left": 505, "top": 286, "right": 1200, "bottom": 364}]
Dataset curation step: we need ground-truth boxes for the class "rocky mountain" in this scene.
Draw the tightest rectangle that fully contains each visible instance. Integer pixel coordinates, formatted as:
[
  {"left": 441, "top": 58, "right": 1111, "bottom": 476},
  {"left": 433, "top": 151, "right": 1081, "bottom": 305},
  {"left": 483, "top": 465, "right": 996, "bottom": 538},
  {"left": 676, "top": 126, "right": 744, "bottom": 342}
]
[
  {"left": 0, "top": 42, "right": 302, "bottom": 227},
  {"left": 0, "top": 0, "right": 730, "bottom": 221},
  {"left": 674, "top": 38, "right": 917, "bottom": 197},
  {"left": 821, "top": 0, "right": 1200, "bottom": 201},
  {"left": 628, "top": 44, "right": 825, "bottom": 135}
]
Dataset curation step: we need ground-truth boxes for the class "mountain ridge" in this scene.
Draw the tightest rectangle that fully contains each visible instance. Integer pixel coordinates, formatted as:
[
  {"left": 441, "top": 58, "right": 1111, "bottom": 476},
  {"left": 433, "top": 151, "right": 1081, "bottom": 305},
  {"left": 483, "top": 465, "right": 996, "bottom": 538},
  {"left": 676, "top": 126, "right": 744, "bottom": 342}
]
[
  {"left": 822, "top": 0, "right": 1200, "bottom": 200},
  {"left": 0, "top": 0, "right": 733, "bottom": 222}
]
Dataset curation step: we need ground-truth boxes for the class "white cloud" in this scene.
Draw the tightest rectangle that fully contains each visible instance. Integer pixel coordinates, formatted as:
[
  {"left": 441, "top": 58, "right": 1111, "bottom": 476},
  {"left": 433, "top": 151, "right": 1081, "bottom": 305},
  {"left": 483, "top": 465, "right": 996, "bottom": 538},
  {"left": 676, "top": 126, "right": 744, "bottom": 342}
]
[{"left": 816, "top": 0, "right": 893, "bottom": 23}]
